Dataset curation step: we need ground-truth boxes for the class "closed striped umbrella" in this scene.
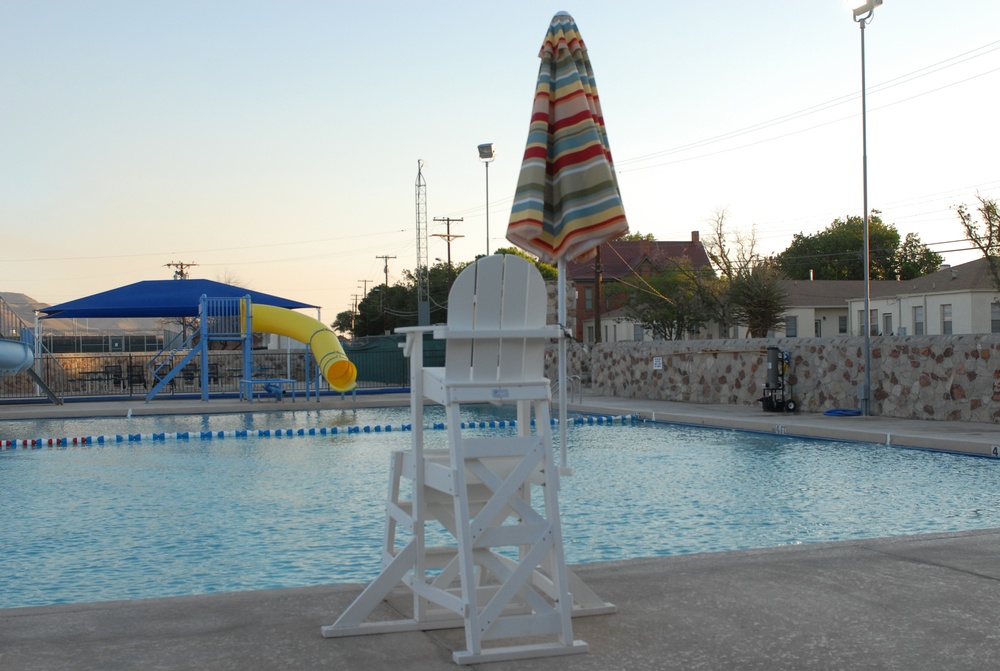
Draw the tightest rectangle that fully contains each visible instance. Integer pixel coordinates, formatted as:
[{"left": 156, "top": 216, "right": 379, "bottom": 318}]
[
  {"left": 506, "top": 11, "right": 628, "bottom": 264},
  {"left": 506, "top": 12, "right": 628, "bottom": 471}
]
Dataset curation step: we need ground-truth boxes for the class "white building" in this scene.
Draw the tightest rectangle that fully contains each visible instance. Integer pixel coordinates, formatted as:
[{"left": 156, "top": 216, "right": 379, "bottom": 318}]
[
  {"left": 582, "top": 258, "right": 999, "bottom": 342},
  {"left": 847, "top": 258, "right": 999, "bottom": 336}
]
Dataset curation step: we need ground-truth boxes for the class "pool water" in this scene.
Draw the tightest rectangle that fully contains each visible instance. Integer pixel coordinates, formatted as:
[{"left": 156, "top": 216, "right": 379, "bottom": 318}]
[{"left": 2, "top": 406, "right": 999, "bottom": 609}]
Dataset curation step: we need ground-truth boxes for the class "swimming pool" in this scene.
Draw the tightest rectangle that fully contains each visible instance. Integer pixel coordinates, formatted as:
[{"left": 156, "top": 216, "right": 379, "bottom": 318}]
[{"left": 2, "top": 406, "right": 999, "bottom": 609}]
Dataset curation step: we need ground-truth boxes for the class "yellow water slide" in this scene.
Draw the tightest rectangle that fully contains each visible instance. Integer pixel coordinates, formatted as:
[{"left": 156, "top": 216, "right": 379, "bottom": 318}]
[{"left": 249, "top": 304, "right": 357, "bottom": 392}]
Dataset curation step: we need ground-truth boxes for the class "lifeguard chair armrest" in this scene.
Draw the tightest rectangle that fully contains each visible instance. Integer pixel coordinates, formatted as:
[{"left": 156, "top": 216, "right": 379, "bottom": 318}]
[{"left": 396, "top": 325, "right": 439, "bottom": 358}]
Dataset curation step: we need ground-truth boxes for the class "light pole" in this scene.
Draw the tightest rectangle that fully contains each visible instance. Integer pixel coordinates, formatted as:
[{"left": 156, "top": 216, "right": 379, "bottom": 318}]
[
  {"left": 851, "top": 0, "right": 881, "bottom": 416},
  {"left": 478, "top": 143, "right": 495, "bottom": 256}
]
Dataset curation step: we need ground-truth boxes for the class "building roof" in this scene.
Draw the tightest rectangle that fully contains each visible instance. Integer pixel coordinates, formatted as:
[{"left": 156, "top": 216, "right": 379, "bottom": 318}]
[
  {"left": 895, "top": 257, "right": 996, "bottom": 295},
  {"left": 566, "top": 234, "right": 711, "bottom": 282},
  {"left": 781, "top": 258, "right": 997, "bottom": 308},
  {"left": 780, "top": 279, "right": 901, "bottom": 308}
]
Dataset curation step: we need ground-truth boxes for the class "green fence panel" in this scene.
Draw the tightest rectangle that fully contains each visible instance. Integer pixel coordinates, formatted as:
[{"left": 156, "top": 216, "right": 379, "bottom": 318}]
[{"left": 344, "top": 335, "right": 445, "bottom": 386}]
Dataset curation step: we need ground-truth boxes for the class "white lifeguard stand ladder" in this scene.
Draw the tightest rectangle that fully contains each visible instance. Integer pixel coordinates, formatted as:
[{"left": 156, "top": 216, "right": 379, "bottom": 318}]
[{"left": 322, "top": 254, "right": 613, "bottom": 664}]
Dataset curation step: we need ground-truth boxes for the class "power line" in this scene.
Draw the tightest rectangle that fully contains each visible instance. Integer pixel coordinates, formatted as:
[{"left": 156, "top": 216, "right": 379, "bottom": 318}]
[
  {"left": 615, "top": 40, "right": 1000, "bottom": 173},
  {"left": 0, "top": 229, "right": 408, "bottom": 264}
]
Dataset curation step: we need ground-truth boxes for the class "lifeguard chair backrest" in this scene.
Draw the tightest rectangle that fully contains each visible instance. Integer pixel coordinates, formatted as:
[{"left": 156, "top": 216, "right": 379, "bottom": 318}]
[{"left": 444, "top": 254, "right": 548, "bottom": 384}]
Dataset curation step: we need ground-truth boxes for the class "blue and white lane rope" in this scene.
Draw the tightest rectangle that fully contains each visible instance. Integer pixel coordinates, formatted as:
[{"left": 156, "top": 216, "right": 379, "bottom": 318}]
[{"left": 1, "top": 415, "right": 637, "bottom": 450}]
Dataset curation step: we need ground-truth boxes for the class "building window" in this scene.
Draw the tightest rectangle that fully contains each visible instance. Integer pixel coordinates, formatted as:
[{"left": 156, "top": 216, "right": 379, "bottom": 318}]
[
  {"left": 883, "top": 313, "right": 893, "bottom": 336},
  {"left": 785, "top": 316, "right": 798, "bottom": 337},
  {"left": 584, "top": 287, "right": 593, "bottom": 310},
  {"left": 586, "top": 325, "right": 594, "bottom": 344},
  {"left": 858, "top": 309, "right": 879, "bottom": 335},
  {"left": 913, "top": 306, "right": 924, "bottom": 336},
  {"left": 941, "top": 304, "right": 952, "bottom": 335},
  {"left": 633, "top": 324, "right": 645, "bottom": 341},
  {"left": 838, "top": 316, "right": 848, "bottom": 334},
  {"left": 992, "top": 302, "right": 1000, "bottom": 334},
  {"left": 814, "top": 319, "right": 822, "bottom": 337}
]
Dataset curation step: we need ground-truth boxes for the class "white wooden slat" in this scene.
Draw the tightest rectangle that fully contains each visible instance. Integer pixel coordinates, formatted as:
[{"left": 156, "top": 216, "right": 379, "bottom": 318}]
[
  {"left": 498, "top": 256, "right": 531, "bottom": 381},
  {"left": 445, "top": 260, "right": 477, "bottom": 383},
  {"left": 470, "top": 257, "right": 504, "bottom": 383}
]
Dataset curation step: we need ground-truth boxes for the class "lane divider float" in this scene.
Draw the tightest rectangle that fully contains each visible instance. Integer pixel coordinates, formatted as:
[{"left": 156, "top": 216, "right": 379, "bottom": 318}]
[{"left": 1, "top": 415, "right": 637, "bottom": 450}]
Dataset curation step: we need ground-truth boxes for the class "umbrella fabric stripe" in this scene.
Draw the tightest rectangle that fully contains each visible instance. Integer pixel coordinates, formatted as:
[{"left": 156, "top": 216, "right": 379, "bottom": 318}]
[
  {"left": 510, "top": 193, "right": 626, "bottom": 251},
  {"left": 510, "top": 158, "right": 620, "bottom": 222},
  {"left": 507, "top": 12, "right": 628, "bottom": 264},
  {"left": 524, "top": 199, "right": 625, "bottom": 239},
  {"left": 550, "top": 143, "right": 607, "bottom": 174},
  {"left": 508, "top": 216, "right": 627, "bottom": 261}
]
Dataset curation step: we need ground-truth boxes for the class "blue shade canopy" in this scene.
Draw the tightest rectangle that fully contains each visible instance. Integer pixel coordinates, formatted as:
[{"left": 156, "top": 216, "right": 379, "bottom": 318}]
[{"left": 39, "top": 280, "right": 317, "bottom": 320}]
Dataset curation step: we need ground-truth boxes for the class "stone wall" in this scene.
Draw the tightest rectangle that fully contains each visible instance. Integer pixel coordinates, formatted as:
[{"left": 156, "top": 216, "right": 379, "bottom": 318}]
[{"left": 583, "top": 335, "right": 1000, "bottom": 424}]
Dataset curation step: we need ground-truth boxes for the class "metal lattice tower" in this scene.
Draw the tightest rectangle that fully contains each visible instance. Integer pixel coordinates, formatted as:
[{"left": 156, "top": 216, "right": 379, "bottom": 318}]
[{"left": 415, "top": 160, "right": 430, "bottom": 325}]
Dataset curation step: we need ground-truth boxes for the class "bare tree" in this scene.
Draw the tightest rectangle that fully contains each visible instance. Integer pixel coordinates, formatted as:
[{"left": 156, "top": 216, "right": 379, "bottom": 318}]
[
  {"left": 684, "top": 208, "right": 765, "bottom": 338},
  {"left": 957, "top": 195, "right": 1000, "bottom": 289},
  {"left": 216, "top": 269, "right": 250, "bottom": 289},
  {"left": 705, "top": 207, "right": 760, "bottom": 283}
]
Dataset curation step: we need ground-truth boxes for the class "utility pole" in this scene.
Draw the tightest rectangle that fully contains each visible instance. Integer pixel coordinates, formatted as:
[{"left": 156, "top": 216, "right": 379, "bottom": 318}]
[
  {"left": 350, "top": 293, "right": 362, "bottom": 334},
  {"left": 594, "top": 245, "right": 603, "bottom": 343},
  {"left": 165, "top": 261, "right": 197, "bottom": 280},
  {"left": 375, "top": 255, "right": 396, "bottom": 332},
  {"left": 355, "top": 280, "right": 371, "bottom": 337},
  {"left": 432, "top": 216, "right": 464, "bottom": 290}
]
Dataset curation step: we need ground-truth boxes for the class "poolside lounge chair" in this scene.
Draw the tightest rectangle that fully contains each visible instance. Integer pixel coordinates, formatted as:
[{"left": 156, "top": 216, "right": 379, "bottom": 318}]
[
  {"left": 127, "top": 363, "right": 147, "bottom": 391},
  {"left": 323, "top": 254, "right": 610, "bottom": 664},
  {"left": 180, "top": 363, "right": 198, "bottom": 387},
  {"left": 104, "top": 364, "right": 125, "bottom": 390}
]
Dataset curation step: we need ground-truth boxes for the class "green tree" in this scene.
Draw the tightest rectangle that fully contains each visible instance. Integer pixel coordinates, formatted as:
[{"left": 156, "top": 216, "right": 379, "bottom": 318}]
[
  {"left": 349, "top": 261, "right": 463, "bottom": 338},
  {"left": 617, "top": 231, "right": 656, "bottom": 241},
  {"left": 957, "top": 195, "right": 1000, "bottom": 289},
  {"left": 492, "top": 246, "right": 557, "bottom": 280},
  {"left": 895, "top": 232, "right": 944, "bottom": 281},
  {"left": 729, "top": 263, "right": 789, "bottom": 338},
  {"left": 332, "top": 310, "right": 355, "bottom": 337},
  {"left": 615, "top": 258, "right": 714, "bottom": 340},
  {"left": 775, "top": 212, "right": 937, "bottom": 281}
]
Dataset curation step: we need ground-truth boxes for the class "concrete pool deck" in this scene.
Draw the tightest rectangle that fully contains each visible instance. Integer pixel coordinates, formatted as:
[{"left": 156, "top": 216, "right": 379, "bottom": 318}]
[
  {"left": 2, "top": 395, "right": 1000, "bottom": 669},
  {"left": 3, "top": 529, "right": 1000, "bottom": 670}
]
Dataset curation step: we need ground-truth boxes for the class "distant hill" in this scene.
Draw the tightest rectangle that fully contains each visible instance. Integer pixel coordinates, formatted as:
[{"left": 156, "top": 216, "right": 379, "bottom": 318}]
[{"left": 0, "top": 292, "right": 166, "bottom": 334}]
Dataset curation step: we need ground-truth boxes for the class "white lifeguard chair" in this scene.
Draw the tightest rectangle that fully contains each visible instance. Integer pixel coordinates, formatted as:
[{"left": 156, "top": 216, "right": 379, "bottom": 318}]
[{"left": 322, "top": 254, "right": 613, "bottom": 664}]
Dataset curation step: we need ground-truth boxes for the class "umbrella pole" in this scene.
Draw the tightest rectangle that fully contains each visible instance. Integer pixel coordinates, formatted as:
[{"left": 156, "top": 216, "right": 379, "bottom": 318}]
[{"left": 558, "top": 258, "right": 571, "bottom": 475}]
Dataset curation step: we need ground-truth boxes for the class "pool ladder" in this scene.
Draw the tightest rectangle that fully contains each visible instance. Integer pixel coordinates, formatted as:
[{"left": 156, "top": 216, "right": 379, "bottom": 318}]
[{"left": 552, "top": 374, "right": 583, "bottom": 404}]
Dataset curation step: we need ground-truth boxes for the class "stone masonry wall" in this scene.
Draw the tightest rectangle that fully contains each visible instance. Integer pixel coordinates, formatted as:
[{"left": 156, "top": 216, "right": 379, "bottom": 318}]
[{"left": 584, "top": 335, "right": 1000, "bottom": 424}]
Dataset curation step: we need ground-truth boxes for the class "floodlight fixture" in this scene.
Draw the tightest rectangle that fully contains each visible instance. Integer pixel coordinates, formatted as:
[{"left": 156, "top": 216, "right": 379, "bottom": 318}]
[
  {"left": 850, "top": 0, "right": 882, "bottom": 20},
  {"left": 478, "top": 143, "right": 496, "bottom": 161}
]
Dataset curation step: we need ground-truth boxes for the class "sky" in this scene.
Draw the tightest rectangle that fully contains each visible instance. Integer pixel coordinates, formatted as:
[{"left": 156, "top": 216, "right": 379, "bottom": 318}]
[{"left": 2, "top": 1, "right": 999, "bottom": 326}]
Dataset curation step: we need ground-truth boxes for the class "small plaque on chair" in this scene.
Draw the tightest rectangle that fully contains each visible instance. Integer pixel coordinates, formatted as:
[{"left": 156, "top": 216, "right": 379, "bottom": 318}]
[{"left": 491, "top": 388, "right": 510, "bottom": 399}]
